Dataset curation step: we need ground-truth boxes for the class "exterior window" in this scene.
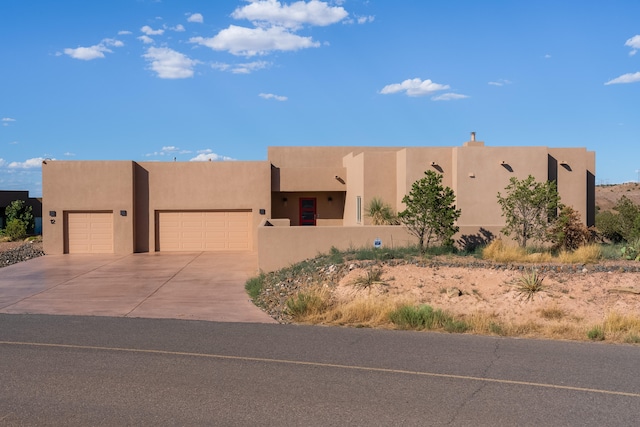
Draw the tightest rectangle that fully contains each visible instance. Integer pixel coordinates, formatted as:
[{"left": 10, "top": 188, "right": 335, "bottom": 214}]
[{"left": 356, "top": 196, "right": 362, "bottom": 224}]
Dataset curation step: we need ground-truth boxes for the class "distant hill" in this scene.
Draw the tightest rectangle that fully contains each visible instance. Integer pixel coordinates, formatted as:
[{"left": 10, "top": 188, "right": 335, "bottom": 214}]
[{"left": 596, "top": 182, "right": 640, "bottom": 212}]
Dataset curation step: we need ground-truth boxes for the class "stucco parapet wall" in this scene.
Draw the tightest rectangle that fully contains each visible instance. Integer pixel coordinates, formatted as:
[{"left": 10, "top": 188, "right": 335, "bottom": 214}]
[
  {"left": 257, "top": 225, "right": 417, "bottom": 272},
  {"left": 272, "top": 167, "right": 347, "bottom": 192}
]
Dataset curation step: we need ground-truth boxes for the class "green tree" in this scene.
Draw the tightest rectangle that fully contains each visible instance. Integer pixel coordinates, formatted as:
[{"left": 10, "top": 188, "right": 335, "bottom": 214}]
[
  {"left": 398, "top": 170, "right": 461, "bottom": 252},
  {"left": 596, "top": 196, "right": 640, "bottom": 243},
  {"left": 5, "top": 200, "right": 34, "bottom": 233},
  {"left": 497, "top": 175, "right": 560, "bottom": 248},
  {"left": 614, "top": 196, "right": 640, "bottom": 242},
  {"left": 366, "top": 197, "right": 399, "bottom": 225},
  {"left": 595, "top": 210, "right": 623, "bottom": 243}
]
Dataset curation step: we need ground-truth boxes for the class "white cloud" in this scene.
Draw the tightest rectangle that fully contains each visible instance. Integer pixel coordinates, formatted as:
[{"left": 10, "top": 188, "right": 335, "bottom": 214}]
[
  {"left": 138, "top": 35, "right": 154, "bottom": 44},
  {"left": 604, "top": 72, "right": 640, "bottom": 85},
  {"left": 233, "top": 60, "right": 270, "bottom": 74},
  {"left": 190, "top": 149, "right": 234, "bottom": 161},
  {"left": 187, "top": 13, "right": 204, "bottom": 23},
  {"left": 488, "top": 79, "right": 512, "bottom": 86},
  {"left": 118, "top": 30, "right": 132, "bottom": 35},
  {"left": 211, "top": 62, "right": 231, "bottom": 71},
  {"left": 143, "top": 47, "right": 198, "bottom": 79},
  {"left": 64, "top": 152, "right": 75, "bottom": 156},
  {"left": 8, "top": 157, "right": 48, "bottom": 169},
  {"left": 0, "top": 158, "right": 5, "bottom": 167},
  {"left": 162, "top": 146, "right": 179, "bottom": 152},
  {"left": 141, "top": 25, "right": 164, "bottom": 36},
  {"left": 625, "top": 35, "right": 640, "bottom": 56},
  {"left": 172, "top": 24, "right": 186, "bottom": 32},
  {"left": 191, "top": 25, "right": 319, "bottom": 56},
  {"left": 231, "top": 0, "right": 348, "bottom": 29},
  {"left": 259, "top": 92, "right": 288, "bottom": 101},
  {"left": 431, "top": 93, "right": 469, "bottom": 101},
  {"left": 212, "top": 60, "right": 270, "bottom": 74},
  {"left": 544, "top": 54, "right": 551, "bottom": 59},
  {"left": 357, "top": 15, "right": 375, "bottom": 24},
  {"left": 2, "top": 117, "right": 16, "bottom": 126},
  {"left": 380, "top": 78, "right": 450, "bottom": 97},
  {"left": 63, "top": 38, "right": 123, "bottom": 60}
]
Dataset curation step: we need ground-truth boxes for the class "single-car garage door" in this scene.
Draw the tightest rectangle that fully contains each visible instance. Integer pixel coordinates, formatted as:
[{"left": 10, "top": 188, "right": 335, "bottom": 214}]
[
  {"left": 157, "top": 211, "right": 252, "bottom": 251},
  {"left": 66, "top": 212, "right": 114, "bottom": 254}
]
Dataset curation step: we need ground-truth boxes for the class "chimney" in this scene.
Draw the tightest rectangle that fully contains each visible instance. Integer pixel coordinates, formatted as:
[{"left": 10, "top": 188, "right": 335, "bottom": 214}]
[{"left": 470, "top": 132, "right": 476, "bottom": 142}]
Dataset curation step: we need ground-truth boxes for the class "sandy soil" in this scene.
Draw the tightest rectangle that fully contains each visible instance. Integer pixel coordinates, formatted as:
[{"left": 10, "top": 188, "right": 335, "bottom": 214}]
[{"left": 334, "top": 262, "right": 640, "bottom": 329}]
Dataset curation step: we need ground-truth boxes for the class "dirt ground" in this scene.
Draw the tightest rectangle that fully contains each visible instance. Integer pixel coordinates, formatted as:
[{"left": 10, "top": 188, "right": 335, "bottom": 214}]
[{"left": 335, "top": 262, "right": 640, "bottom": 329}]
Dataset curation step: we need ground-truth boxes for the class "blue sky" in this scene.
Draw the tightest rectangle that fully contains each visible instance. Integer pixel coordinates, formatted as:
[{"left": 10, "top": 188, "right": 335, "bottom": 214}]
[{"left": 2, "top": 0, "right": 639, "bottom": 197}]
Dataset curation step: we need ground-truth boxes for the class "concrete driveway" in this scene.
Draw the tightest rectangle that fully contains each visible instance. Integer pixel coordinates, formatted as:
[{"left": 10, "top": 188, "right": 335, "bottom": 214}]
[{"left": 0, "top": 252, "right": 276, "bottom": 323}]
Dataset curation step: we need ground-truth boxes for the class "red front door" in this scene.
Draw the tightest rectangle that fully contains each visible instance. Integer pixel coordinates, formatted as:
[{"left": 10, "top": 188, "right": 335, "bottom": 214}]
[{"left": 299, "top": 198, "right": 317, "bottom": 226}]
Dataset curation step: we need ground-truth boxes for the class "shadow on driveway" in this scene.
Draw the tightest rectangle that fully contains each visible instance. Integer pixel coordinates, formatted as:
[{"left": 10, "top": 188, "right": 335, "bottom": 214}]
[{"left": 0, "top": 252, "right": 276, "bottom": 323}]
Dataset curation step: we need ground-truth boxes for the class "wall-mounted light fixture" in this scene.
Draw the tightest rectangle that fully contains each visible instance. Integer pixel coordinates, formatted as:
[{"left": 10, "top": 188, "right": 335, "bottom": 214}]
[
  {"left": 431, "top": 161, "right": 438, "bottom": 166},
  {"left": 560, "top": 160, "right": 568, "bottom": 166},
  {"left": 49, "top": 211, "right": 57, "bottom": 217},
  {"left": 120, "top": 210, "right": 127, "bottom": 216},
  {"left": 259, "top": 209, "right": 266, "bottom": 215},
  {"left": 335, "top": 175, "right": 345, "bottom": 184},
  {"left": 468, "top": 172, "right": 475, "bottom": 178}
]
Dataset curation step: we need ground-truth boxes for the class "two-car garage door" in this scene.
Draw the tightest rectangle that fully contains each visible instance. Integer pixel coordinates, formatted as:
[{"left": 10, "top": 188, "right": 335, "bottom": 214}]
[{"left": 157, "top": 211, "right": 252, "bottom": 251}]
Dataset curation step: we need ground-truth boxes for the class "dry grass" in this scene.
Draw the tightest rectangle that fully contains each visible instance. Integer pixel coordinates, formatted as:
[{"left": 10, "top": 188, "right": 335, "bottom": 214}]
[
  {"left": 482, "top": 240, "right": 602, "bottom": 264},
  {"left": 482, "top": 240, "right": 553, "bottom": 263},
  {"left": 291, "top": 290, "right": 640, "bottom": 343},
  {"left": 556, "top": 244, "right": 602, "bottom": 263},
  {"left": 300, "top": 295, "right": 408, "bottom": 327}
]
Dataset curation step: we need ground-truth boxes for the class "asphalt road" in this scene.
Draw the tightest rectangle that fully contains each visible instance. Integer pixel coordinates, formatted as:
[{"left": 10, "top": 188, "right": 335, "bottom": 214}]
[{"left": 1, "top": 314, "right": 639, "bottom": 426}]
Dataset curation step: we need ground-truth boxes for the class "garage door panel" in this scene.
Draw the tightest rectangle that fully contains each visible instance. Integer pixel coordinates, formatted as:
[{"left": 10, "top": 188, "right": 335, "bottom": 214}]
[
  {"left": 158, "top": 211, "right": 252, "bottom": 251},
  {"left": 66, "top": 212, "right": 114, "bottom": 254}
]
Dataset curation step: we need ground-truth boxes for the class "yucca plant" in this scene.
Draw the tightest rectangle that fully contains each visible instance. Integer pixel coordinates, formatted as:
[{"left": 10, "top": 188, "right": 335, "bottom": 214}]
[
  {"left": 366, "top": 197, "right": 399, "bottom": 225},
  {"left": 515, "top": 269, "right": 545, "bottom": 302}
]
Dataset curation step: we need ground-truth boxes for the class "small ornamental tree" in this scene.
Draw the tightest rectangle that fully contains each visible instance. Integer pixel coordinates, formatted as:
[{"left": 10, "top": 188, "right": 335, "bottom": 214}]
[
  {"left": 398, "top": 170, "right": 461, "bottom": 252},
  {"left": 497, "top": 175, "right": 560, "bottom": 248},
  {"left": 548, "top": 205, "right": 591, "bottom": 251}
]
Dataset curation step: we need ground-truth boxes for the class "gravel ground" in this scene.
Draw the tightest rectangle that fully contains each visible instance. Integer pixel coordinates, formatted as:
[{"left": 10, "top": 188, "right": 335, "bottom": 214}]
[{"left": 0, "top": 240, "right": 45, "bottom": 268}]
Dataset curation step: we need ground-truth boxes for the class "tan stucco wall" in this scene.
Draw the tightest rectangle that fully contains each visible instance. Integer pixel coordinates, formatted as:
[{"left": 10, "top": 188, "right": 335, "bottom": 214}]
[
  {"left": 548, "top": 147, "right": 596, "bottom": 225},
  {"left": 453, "top": 146, "right": 548, "bottom": 227},
  {"left": 257, "top": 225, "right": 417, "bottom": 272},
  {"left": 42, "top": 161, "right": 135, "bottom": 254},
  {"left": 342, "top": 152, "right": 365, "bottom": 226}
]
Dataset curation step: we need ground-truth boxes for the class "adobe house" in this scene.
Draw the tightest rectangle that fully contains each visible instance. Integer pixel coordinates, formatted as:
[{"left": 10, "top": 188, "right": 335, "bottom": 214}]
[
  {"left": 42, "top": 134, "right": 595, "bottom": 271},
  {"left": 0, "top": 190, "right": 43, "bottom": 234}
]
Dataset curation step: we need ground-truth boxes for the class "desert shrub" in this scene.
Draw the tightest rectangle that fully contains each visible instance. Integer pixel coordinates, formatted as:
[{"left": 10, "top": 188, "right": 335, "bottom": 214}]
[
  {"left": 389, "top": 304, "right": 465, "bottom": 332},
  {"left": 352, "top": 268, "right": 386, "bottom": 290},
  {"left": 587, "top": 326, "right": 605, "bottom": 341},
  {"left": 5, "top": 219, "right": 27, "bottom": 241},
  {"left": 548, "top": 206, "right": 591, "bottom": 251},
  {"left": 595, "top": 210, "right": 623, "bottom": 243},
  {"left": 286, "top": 290, "right": 327, "bottom": 319},
  {"left": 328, "top": 246, "right": 344, "bottom": 264},
  {"left": 245, "top": 274, "right": 265, "bottom": 300},
  {"left": 620, "top": 237, "right": 640, "bottom": 261}
]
